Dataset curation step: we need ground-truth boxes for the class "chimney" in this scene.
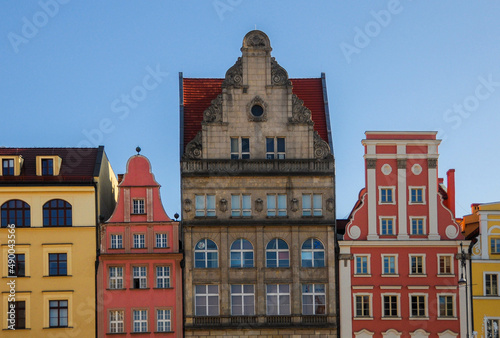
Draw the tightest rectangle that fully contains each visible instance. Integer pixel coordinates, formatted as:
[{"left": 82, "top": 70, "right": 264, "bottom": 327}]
[{"left": 446, "top": 169, "right": 456, "bottom": 217}]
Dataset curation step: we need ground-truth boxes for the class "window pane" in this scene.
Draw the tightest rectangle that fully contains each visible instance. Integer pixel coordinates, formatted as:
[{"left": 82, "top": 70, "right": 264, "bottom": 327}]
[
  {"left": 277, "top": 138, "right": 285, "bottom": 152},
  {"left": 231, "top": 138, "right": 238, "bottom": 152},
  {"left": 266, "top": 138, "right": 274, "bottom": 152},
  {"left": 241, "top": 138, "right": 249, "bottom": 152}
]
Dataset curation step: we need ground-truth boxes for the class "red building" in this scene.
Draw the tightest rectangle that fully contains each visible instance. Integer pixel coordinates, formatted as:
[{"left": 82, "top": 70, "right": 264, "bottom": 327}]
[
  {"left": 339, "top": 132, "right": 469, "bottom": 338},
  {"left": 97, "top": 153, "right": 182, "bottom": 337}
]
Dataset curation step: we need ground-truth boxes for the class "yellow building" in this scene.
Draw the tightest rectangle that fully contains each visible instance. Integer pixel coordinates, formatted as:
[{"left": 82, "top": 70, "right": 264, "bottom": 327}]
[
  {"left": 462, "top": 202, "right": 500, "bottom": 337},
  {"left": 0, "top": 147, "right": 117, "bottom": 337}
]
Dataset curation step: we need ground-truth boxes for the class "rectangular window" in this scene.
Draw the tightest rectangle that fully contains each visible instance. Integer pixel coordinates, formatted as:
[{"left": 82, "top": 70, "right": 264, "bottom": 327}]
[
  {"left": 41, "top": 159, "right": 54, "bottom": 176},
  {"left": 410, "top": 187, "right": 424, "bottom": 203},
  {"left": 267, "top": 194, "right": 287, "bottom": 217},
  {"left": 8, "top": 253, "right": 25, "bottom": 277},
  {"left": 195, "top": 194, "right": 216, "bottom": 217},
  {"left": 355, "top": 255, "right": 369, "bottom": 275},
  {"left": 156, "top": 233, "right": 168, "bottom": 248},
  {"left": 110, "top": 234, "right": 123, "bottom": 249},
  {"left": 411, "top": 218, "right": 425, "bottom": 235},
  {"left": 487, "top": 319, "right": 500, "bottom": 338},
  {"left": 109, "top": 310, "right": 124, "bottom": 333},
  {"left": 133, "top": 309, "right": 148, "bottom": 332},
  {"left": 49, "top": 300, "right": 68, "bottom": 327},
  {"left": 133, "top": 199, "right": 145, "bottom": 214},
  {"left": 380, "top": 188, "right": 394, "bottom": 203},
  {"left": 231, "top": 194, "right": 251, "bottom": 217},
  {"left": 231, "top": 137, "right": 250, "bottom": 159},
  {"left": 2, "top": 159, "right": 14, "bottom": 176},
  {"left": 438, "top": 295, "right": 454, "bottom": 317},
  {"left": 410, "top": 255, "right": 425, "bottom": 275},
  {"left": 383, "top": 295, "right": 399, "bottom": 317},
  {"left": 109, "top": 266, "right": 123, "bottom": 289},
  {"left": 486, "top": 273, "right": 499, "bottom": 296},
  {"left": 410, "top": 295, "right": 426, "bottom": 317},
  {"left": 132, "top": 266, "right": 147, "bottom": 289},
  {"left": 381, "top": 218, "right": 394, "bottom": 235},
  {"left": 133, "top": 234, "right": 145, "bottom": 248},
  {"left": 382, "top": 255, "right": 397, "bottom": 275},
  {"left": 266, "top": 284, "right": 290, "bottom": 315},
  {"left": 156, "top": 309, "right": 171, "bottom": 332},
  {"left": 13, "top": 301, "right": 26, "bottom": 329},
  {"left": 302, "top": 284, "right": 326, "bottom": 315},
  {"left": 266, "top": 137, "right": 285, "bottom": 159},
  {"left": 302, "top": 194, "right": 322, "bottom": 216},
  {"left": 49, "top": 253, "right": 67, "bottom": 276},
  {"left": 354, "top": 295, "right": 371, "bottom": 317},
  {"left": 195, "top": 285, "right": 219, "bottom": 316},
  {"left": 231, "top": 284, "right": 255, "bottom": 315},
  {"left": 439, "top": 255, "right": 452, "bottom": 275},
  {"left": 491, "top": 238, "right": 500, "bottom": 254},
  {"left": 156, "top": 266, "right": 170, "bottom": 288}
]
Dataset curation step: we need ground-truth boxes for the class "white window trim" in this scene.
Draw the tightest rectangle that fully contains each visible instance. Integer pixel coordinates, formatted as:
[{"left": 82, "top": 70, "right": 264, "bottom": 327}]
[
  {"left": 231, "top": 194, "right": 251, "bottom": 217},
  {"left": 266, "top": 137, "right": 286, "bottom": 159},
  {"left": 408, "top": 293, "right": 428, "bottom": 319},
  {"left": 230, "top": 284, "right": 255, "bottom": 316},
  {"left": 381, "top": 254, "right": 399, "bottom": 277},
  {"left": 380, "top": 293, "right": 401, "bottom": 319},
  {"left": 156, "top": 308, "right": 172, "bottom": 332},
  {"left": 109, "top": 309, "right": 125, "bottom": 333},
  {"left": 110, "top": 234, "right": 123, "bottom": 249},
  {"left": 409, "top": 216, "right": 427, "bottom": 235},
  {"left": 378, "top": 186, "right": 396, "bottom": 205},
  {"left": 132, "top": 309, "right": 148, "bottom": 333},
  {"left": 436, "top": 293, "right": 457, "bottom": 319},
  {"left": 266, "top": 284, "right": 291, "bottom": 315},
  {"left": 437, "top": 254, "right": 455, "bottom": 276},
  {"left": 155, "top": 233, "right": 168, "bottom": 248},
  {"left": 132, "top": 266, "right": 147, "bottom": 289},
  {"left": 266, "top": 194, "right": 287, "bottom": 217},
  {"left": 109, "top": 266, "right": 124, "bottom": 289},
  {"left": 302, "top": 193, "right": 323, "bottom": 217},
  {"left": 133, "top": 233, "right": 146, "bottom": 249},
  {"left": 353, "top": 293, "right": 373, "bottom": 319},
  {"left": 195, "top": 285, "right": 220, "bottom": 316},
  {"left": 132, "top": 199, "right": 145, "bottom": 214},
  {"left": 491, "top": 237, "right": 500, "bottom": 254},
  {"left": 195, "top": 194, "right": 216, "bottom": 217},
  {"left": 409, "top": 254, "right": 427, "bottom": 276},
  {"left": 379, "top": 216, "right": 397, "bottom": 236},
  {"left": 155, "top": 266, "right": 171, "bottom": 289},
  {"left": 354, "top": 254, "right": 371, "bottom": 276},
  {"left": 408, "top": 186, "right": 426, "bottom": 205},
  {"left": 302, "top": 283, "right": 326, "bottom": 315},
  {"left": 230, "top": 137, "right": 250, "bottom": 159},
  {"left": 483, "top": 271, "right": 500, "bottom": 296},
  {"left": 484, "top": 317, "right": 500, "bottom": 337}
]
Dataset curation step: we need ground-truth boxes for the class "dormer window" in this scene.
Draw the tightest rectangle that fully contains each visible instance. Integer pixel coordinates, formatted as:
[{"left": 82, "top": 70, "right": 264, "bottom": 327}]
[
  {"left": 42, "top": 159, "right": 53, "bottom": 175},
  {"left": 36, "top": 156, "right": 61, "bottom": 176},
  {"left": 2, "top": 159, "right": 14, "bottom": 175},
  {"left": 0, "top": 156, "right": 22, "bottom": 176},
  {"left": 132, "top": 199, "right": 145, "bottom": 214}
]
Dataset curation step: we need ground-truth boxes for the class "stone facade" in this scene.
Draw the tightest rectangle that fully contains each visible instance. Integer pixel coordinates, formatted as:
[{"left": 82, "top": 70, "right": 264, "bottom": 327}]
[{"left": 180, "top": 31, "right": 337, "bottom": 337}]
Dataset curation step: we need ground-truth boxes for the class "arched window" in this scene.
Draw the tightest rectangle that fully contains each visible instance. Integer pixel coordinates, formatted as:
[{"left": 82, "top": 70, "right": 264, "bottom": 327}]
[
  {"left": 301, "top": 238, "right": 325, "bottom": 267},
  {"left": 266, "top": 238, "right": 290, "bottom": 268},
  {"left": 194, "top": 239, "right": 218, "bottom": 268},
  {"left": 1, "top": 200, "right": 30, "bottom": 227},
  {"left": 43, "top": 199, "right": 72, "bottom": 226},
  {"left": 230, "top": 239, "right": 254, "bottom": 268}
]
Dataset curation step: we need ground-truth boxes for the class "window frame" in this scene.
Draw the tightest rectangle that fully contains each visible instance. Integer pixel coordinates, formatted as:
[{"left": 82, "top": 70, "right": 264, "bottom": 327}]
[
  {"left": 132, "top": 266, "right": 147, "bottom": 289},
  {"left": 409, "top": 186, "right": 426, "bottom": 204},
  {"left": 491, "top": 237, "right": 500, "bottom": 254},
  {"left": 379, "top": 216, "right": 396, "bottom": 236},
  {"left": 156, "top": 308, "right": 172, "bottom": 332},
  {"left": 381, "top": 254, "right": 398, "bottom": 276},
  {"left": 409, "top": 254, "right": 426, "bottom": 276},
  {"left": 195, "top": 194, "right": 216, "bottom": 217},
  {"left": 354, "top": 254, "right": 371, "bottom": 276},
  {"left": 437, "top": 294, "right": 456, "bottom": 318},
  {"left": 230, "top": 137, "right": 250, "bottom": 159},
  {"left": 266, "top": 137, "right": 286, "bottom": 159},
  {"left": 302, "top": 283, "right": 326, "bottom": 315},
  {"left": 109, "top": 266, "right": 124, "bottom": 289},
  {"left": 302, "top": 193, "right": 323, "bottom": 216},
  {"left": 132, "top": 199, "right": 145, "bottom": 214},
  {"left": 486, "top": 318, "right": 500, "bottom": 338},
  {"left": 2, "top": 158, "right": 14, "bottom": 176},
  {"left": 1, "top": 199, "right": 31, "bottom": 228},
  {"left": 301, "top": 238, "right": 325, "bottom": 268},
  {"left": 155, "top": 233, "right": 168, "bottom": 248},
  {"left": 266, "top": 284, "right": 291, "bottom": 315},
  {"left": 230, "top": 284, "right": 255, "bottom": 316},
  {"left": 231, "top": 194, "right": 251, "bottom": 217},
  {"left": 378, "top": 186, "right": 395, "bottom": 205},
  {"left": 132, "top": 309, "right": 148, "bottom": 333},
  {"left": 133, "top": 233, "right": 146, "bottom": 249},
  {"left": 409, "top": 294, "right": 428, "bottom": 319},
  {"left": 109, "top": 309, "right": 124, "bottom": 333},
  {"left": 194, "top": 239, "right": 218, "bottom": 268},
  {"left": 353, "top": 293, "right": 372, "bottom": 319},
  {"left": 438, "top": 254, "right": 454, "bottom": 276},
  {"left": 484, "top": 272, "right": 500, "bottom": 296},
  {"left": 49, "top": 300, "right": 68, "bottom": 328},
  {"left": 8, "top": 253, "right": 25, "bottom": 277},
  {"left": 265, "top": 238, "right": 290, "bottom": 268},
  {"left": 381, "top": 294, "right": 400, "bottom": 318},
  {"left": 110, "top": 234, "right": 123, "bottom": 249},
  {"left": 195, "top": 284, "right": 219, "bottom": 316},
  {"left": 41, "top": 158, "right": 54, "bottom": 176},
  {"left": 267, "top": 194, "right": 287, "bottom": 217},
  {"left": 230, "top": 239, "right": 254, "bottom": 268},
  {"left": 155, "top": 265, "right": 171, "bottom": 289},
  {"left": 48, "top": 253, "right": 67, "bottom": 276},
  {"left": 43, "top": 199, "right": 72, "bottom": 227},
  {"left": 410, "top": 216, "right": 426, "bottom": 235},
  {"left": 13, "top": 300, "right": 26, "bottom": 329}
]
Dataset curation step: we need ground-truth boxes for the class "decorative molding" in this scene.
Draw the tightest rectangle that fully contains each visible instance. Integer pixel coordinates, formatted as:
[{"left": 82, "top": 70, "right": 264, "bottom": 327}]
[
  {"left": 203, "top": 94, "right": 223, "bottom": 123},
  {"left": 472, "top": 238, "right": 481, "bottom": 256},
  {"left": 183, "top": 199, "right": 192, "bottom": 213},
  {"left": 428, "top": 158, "right": 438, "bottom": 169},
  {"left": 445, "top": 224, "right": 459, "bottom": 239},
  {"left": 243, "top": 31, "right": 270, "bottom": 48},
  {"left": 366, "top": 158, "right": 377, "bottom": 169},
  {"left": 255, "top": 198, "right": 263, "bottom": 213},
  {"left": 289, "top": 94, "right": 313, "bottom": 124},
  {"left": 291, "top": 198, "right": 299, "bottom": 212},
  {"left": 326, "top": 198, "right": 334, "bottom": 212},
  {"left": 397, "top": 159, "right": 407, "bottom": 169},
  {"left": 246, "top": 96, "right": 268, "bottom": 122},
  {"left": 411, "top": 164, "right": 422, "bottom": 175},
  {"left": 271, "top": 57, "right": 291, "bottom": 86},
  {"left": 219, "top": 198, "right": 227, "bottom": 212},
  {"left": 347, "top": 224, "right": 361, "bottom": 240},
  {"left": 381, "top": 164, "right": 392, "bottom": 175},
  {"left": 313, "top": 131, "right": 331, "bottom": 159},
  {"left": 184, "top": 131, "right": 202, "bottom": 159},
  {"left": 222, "top": 57, "right": 243, "bottom": 88}
]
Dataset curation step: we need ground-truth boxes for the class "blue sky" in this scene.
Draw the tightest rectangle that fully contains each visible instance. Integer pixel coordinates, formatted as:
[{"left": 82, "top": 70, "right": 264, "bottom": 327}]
[{"left": 1, "top": 1, "right": 499, "bottom": 219}]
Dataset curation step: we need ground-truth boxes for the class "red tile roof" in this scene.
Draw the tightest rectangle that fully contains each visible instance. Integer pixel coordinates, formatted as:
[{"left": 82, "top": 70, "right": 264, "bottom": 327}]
[
  {"left": 182, "top": 78, "right": 330, "bottom": 151},
  {"left": 0, "top": 147, "right": 101, "bottom": 184}
]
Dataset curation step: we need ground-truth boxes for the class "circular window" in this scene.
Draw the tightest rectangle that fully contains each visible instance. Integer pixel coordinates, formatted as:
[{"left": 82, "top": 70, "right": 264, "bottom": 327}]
[{"left": 251, "top": 104, "right": 264, "bottom": 117}]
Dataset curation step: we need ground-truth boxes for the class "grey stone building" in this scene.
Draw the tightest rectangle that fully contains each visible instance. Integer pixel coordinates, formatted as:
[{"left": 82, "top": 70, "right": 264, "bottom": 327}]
[{"left": 180, "top": 30, "right": 337, "bottom": 337}]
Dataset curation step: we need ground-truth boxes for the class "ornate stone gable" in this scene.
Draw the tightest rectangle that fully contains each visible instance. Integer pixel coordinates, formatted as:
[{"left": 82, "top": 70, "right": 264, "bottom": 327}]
[
  {"left": 313, "top": 131, "right": 332, "bottom": 159},
  {"left": 289, "top": 94, "right": 314, "bottom": 125},
  {"left": 221, "top": 57, "right": 243, "bottom": 88},
  {"left": 184, "top": 131, "right": 202, "bottom": 159},
  {"left": 203, "top": 94, "right": 223, "bottom": 123},
  {"left": 271, "top": 57, "right": 292, "bottom": 86}
]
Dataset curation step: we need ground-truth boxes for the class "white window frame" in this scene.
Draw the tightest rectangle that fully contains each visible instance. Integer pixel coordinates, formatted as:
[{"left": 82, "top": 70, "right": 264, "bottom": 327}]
[
  {"left": 437, "top": 254, "right": 454, "bottom": 276},
  {"left": 378, "top": 186, "right": 395, "bottom": 205},
  {"left": 230, "top": 239, "right": 254, "bottom": 268},
  {"left": 230, "top": 284, "right": 255, "bottom": 316},
  {"left": 267, "top": 194, "right": 287, "bottom": 217},
  {"left": 379, "top": 216, "right": 396, "bottom": 236},
  {"left": 230, "top": 137, "right": 250, "bottom": 159},
  {"left": 195, "top": 194, "right": 216, "bottom": 217},
  {"left": 353, "top": 293, "right": 372, "bottom": 319},
  {"left": 110, "top": 234, "right": 123, "bottom": 249},
  {"left": 132, "top": 309, "right": 148, "bottom": 333},
  {"left": 156, "top": 309, "right": 171, "bottom": 332},
  {"left": 265, "top": 238, "right": 290, "bottom": 268},
  {"left": 410, "top": 216, "right": 426, "bottom": 235},
  {"left": 132, "top": 266, "right": 147, "bottom": 289},
  {"left": 109, "top": 266, "right": 124, "bottom": 289},
  {"left": 409, "top": 254, "right": 426, "bottom": 276},
  {"left": 485, "top": 317, "right": 500, "bottom": 337},
  {"left": 302, "top": 194, "right": 322, "bottom": 216},
  {"left": 381, "top": 254, "right": 398, "bottom": 276},
  {"left": 231, "top": 194, "right": 251, "bottom": 217},
  {"left": 266, "top": 284, "right": 291, "bottom": 315},
  {"left": 109, "top": 310, "right": 124, "bottom": 333},
  {"left": 194, "top": 239, "right": 218, "bottom": 268},
  {"left": 409, "top": 186, "right": 426, "bottom": 204},
  {"left": 302, "top": 283, "right": 326, "bottom": 315},
  {"left": 132, "top": 199, "right": 145, "bottom": 214},
  {"left": 155, "top": 233, "right": 168, "bottom": 248},
  {"left": 491, "top": 237, "right": 500, "bottom": 254},
  {"left": 195, "top": 285, "right": 219, "bottom": 316},
  {"left": 156, "top": 266, "right": 170, "bottom": 288},
  {"left": 484, "top": 272, "right": 500, "bottom": 296},
  {"left": 354, "top": 254, "right": 371, "bottom": 276},
  {"left": 133, "top": 233, "right": 145, "bottom": 249},
  {"left": 301, "top": 238, "right": 325, "bottom": 268},
  {"left": 437, "top": 293, "right": 456, "bottom": 318},
  {"left": 266, "top": 137, "right": 286, "bottom": 159},
  {"left": 409, "top": 293, "right": 428, "bottom": 319},
  {"left": 381, "top": 293, "right": 400, "bottom": 318}
]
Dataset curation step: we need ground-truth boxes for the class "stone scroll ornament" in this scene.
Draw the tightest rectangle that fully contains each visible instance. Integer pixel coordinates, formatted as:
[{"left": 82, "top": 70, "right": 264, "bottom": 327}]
[
  {"left": 203, "top": 94, "right": 223, "bottom": 123},
  {"left": 222, "top": 57, "right": 243, "bottom": 88},
  {"left": 313, "top": 131, "right": 331, "bottom": 159},
  {"left": 184, "top": 131, "right": 202, "bottom": 159},
  {"left": 271, "top": 58, "right": 292, "bottom": 86},
  {"left": 183, "top": 199, "right": 192, "bottom": 213},
  {"left": 289, "top": 94, "right": 313, "bottom": 125},
  {"left": 255, "top": 198, "right": 263, "bottom": 213},
  {"left": 219, "top": 199, "right": 227, "bottom": 212}
]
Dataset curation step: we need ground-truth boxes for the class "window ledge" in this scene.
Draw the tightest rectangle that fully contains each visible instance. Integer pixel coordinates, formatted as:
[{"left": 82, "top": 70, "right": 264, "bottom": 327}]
[
  {"left": 44, "top": 275, "right": 72, "bottom": 277},
  {"left": 381, "top": 274, "right": 399, "bottom": 277},
  {"left": 410, "top": 316, "right": 429, "bottom": 320},
  {"left": 106, "top": 288, "right": 127, "bottom": 291},
  {"left": 106, "top": 333, "right": 127, "bottom": 335},
  {"left": 354, "top": 316, "right": 373, "bottom": 320},
  {"left": 229, "top": 216, "right": 253, "bottom": 219},
  {"left": 131, "top": 248, "right": 147, "bottom": 250},
  {"left": 131, "top": 213, "right": 147, "bottom": 215},
  {"left": 194, "top": 216, "right": 217, "bottom": 219},
  {"left": 5, "top": 276, "right": 30, "bottom": 278},
  {"left": 354, "top": 274, "right": 372, "bottom": 278},
  {"left": 154, "top": 331, "right": 175, "bottom": 334},
  {"left": 153, "top": 287, "right": 173, "bottom": 290},
  {"left": 131, "top": 332, "right": 151, "bottom": 334},
  {"left": 108, "top": 247, "right": 125, "bottom": 250},
  {"left": 3, "top": 328, "right": 30, "bottom": 330},
  {"left": 437, "top": 316, "right": 457, "bottom": 320},
  {"left": 437, "top": 274, "right": 455, "bottom": 277},
  {"left": 44, "top": 326, "right": 72, "bottom": 329},
  {"left": 381, "top": 317, "right": 402, "bottom": 320},
  {"left": 130, "top": 288, "right": 150, "bottom": 290},
  {"left": 301, "top": 215, "right": 324, "bottom": 218},
  {"left": 409, "top": 274, "right": 427, "bottom": 277},
  {"left": 266, "top": 216, "right": 289, "bottom": 219},
  {"left": 154, "top": 247, "right": 170, "bottom": 249}
]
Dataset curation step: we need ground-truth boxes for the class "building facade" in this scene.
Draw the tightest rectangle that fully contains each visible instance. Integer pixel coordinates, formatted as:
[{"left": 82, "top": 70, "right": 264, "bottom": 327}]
[
  {"left": 0, "top": 147, "right": 117, "bottom": 337},
  {"left": 97, "top": 154, "right": 183, "bottom": 337},
  {"left": 462, "top": 202, "right": 500, "bottom": 337},
  {"left": 339, "top": 132, "right": 469, "bottom": 337},
  {"left": 180, "top": 30, "right": 337, "bottom": 337}
]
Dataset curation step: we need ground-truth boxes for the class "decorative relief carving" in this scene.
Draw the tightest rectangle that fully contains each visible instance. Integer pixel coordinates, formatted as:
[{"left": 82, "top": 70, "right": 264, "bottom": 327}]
[
  {"left": 203, "top": 94, "right": 223, "bottom": 123},
  {"left": 428, "top": 158, "right": 437, "bottom": 168},
  {"left": 313, "top": 131, "right": 331, "bottom": 159},
  {"left": 347, "top": 224, "right": 361, "bottom": 240},
  {"left": 397, "top": 159, "right": 407, "bottom": 169},
  {"left": 222, "top": 57, "right": 243, "bottom": 88},
  {"left": 183, "top": 199, "right": 192, "bottom": 213},
  {"left": 289, "top": 94, "right": 313, "bottom": 125},
  {"left": 472, "top": 238, "right": 481, "bottom": 256},
  {"left": 271, "top": 58, "right": 291, "bottom": 86},
  {"left": 290, "top": 198, "right": 299, "bottom": 212},
  {"left": 445, "top": 224, "right": 459, "bottom": 239},
  {"left": 246, "top": 96, "right": 268, "bottom": 122},
  {"left": 326, "top": 198, "right": 334, "bottom": 212},
  {"left": 247, "top": 32, "right": 267, "bottom": 47},
  {"left": 219, "top": 198, "right": 227, "bottom": 212},
  {"left": 366, "top": 159, "right": 377, "bottom": 169},
  {"left": 255, "top": 198, "right": 263, "bottom": 212},
  {"left": 411, "top": 164, "right": 422, "bottom": 175},
  {"left": 381, "top": 164, "right": 392, "bottom": 175},
  {"left": 184, "top": 131, "right": 202, "bottom": 159}
]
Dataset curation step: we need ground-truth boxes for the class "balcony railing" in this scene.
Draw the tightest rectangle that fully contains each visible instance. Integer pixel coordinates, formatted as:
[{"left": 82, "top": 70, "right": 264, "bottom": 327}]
[
  {"left": 266, "top": 315, "right": 292, "bottom": 325},
  {"left": 302, "top": 315, "right": 327, "bottom": 324},
  {"left": 194, "top": 316, "right": 221, "bottom": 326},
  {"left": 231, "top": 316, "right": 258, "bottom": 324}
]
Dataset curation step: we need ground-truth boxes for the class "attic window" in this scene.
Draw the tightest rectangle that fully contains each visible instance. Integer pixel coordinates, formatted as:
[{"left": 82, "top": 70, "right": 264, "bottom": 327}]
[
  {"left": 42, "top": 159, "right": 53, "bottom": 175},
  {"left": 251, "top": 104, "right": 264, "bottom": 117},
  {"left": 0, "top": 156, "right": 23, "bottom": 176},
  {"left": 133, "top": 199, "right": 145, "bottom": 214},
  {"left": 36, "top": 156, "right": 61, "bottom": 176},
  {"left": 2, "top": 159, "right": 14, "bottom": 176}
]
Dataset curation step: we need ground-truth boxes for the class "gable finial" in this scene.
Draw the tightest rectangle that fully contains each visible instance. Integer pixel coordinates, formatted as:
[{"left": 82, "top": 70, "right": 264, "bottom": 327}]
[{"left": 136, "top": 146, "right": 141, "bottom": 154}]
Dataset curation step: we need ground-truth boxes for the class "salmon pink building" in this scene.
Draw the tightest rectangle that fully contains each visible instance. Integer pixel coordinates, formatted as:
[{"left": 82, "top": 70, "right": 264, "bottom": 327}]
[
  {"left": 97, "top": 153, "right": 182, "bottom": 337},
  {"left": 339, "top": 132, "right": 470, "bottom": 338}
]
